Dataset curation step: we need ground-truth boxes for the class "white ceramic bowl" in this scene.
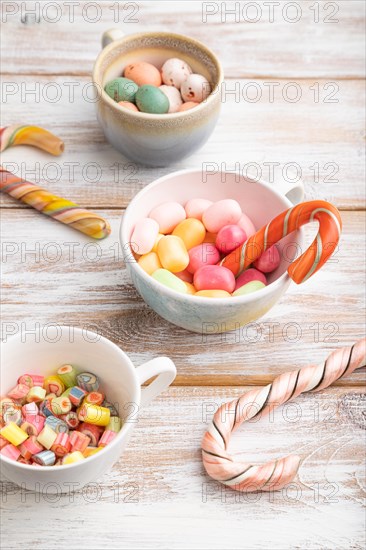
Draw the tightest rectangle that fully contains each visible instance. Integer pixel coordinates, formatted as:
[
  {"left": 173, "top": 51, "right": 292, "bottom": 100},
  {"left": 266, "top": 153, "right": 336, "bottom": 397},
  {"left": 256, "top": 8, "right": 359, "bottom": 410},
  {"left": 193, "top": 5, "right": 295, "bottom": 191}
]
[
  {"left": 120, "top": 169, "right": 305, "bottom": 333},
  {"left": 0, "top": 326, "right": 176, "bottom": 492}
]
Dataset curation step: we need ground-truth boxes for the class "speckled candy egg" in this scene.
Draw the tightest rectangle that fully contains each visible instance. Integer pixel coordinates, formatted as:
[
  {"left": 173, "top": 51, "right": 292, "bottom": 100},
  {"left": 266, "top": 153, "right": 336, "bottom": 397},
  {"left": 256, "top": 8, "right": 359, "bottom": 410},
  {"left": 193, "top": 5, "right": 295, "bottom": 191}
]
[
  {"left": 161, "top": 58, "right": 193, "bottom": 89},
  {"left": 135, "top": 85, "right": 169, "bottom": 114},
  {"left": 104, "top": 77, "right": 138, "bottom": 103},
  {"left": 181, "top": 74, "right": 212, "bottom": 103},
  {"left": 159, "top": 85, "right": 183, "bottom": 113},
  {"left": 124, "top": 62, "right": 162, "bottom": 87}
]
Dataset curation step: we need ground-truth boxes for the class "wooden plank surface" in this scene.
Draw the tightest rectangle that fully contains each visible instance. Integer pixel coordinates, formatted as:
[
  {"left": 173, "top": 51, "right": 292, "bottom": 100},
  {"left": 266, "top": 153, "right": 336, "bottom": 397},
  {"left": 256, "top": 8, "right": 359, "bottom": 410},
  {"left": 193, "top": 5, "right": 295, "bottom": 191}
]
[
  {"left": 1, "top": 387, "right": 365, "bottom": 550},
  {"left": 1, "top": 75, "right": 365, "bottom": 210}
]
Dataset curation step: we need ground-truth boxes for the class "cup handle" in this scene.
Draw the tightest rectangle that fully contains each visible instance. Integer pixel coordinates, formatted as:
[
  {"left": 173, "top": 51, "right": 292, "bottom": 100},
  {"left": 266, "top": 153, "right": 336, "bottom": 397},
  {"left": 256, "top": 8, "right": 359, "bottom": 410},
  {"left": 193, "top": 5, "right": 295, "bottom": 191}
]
[
  {"left": 135, "top": 357, "right": 176, "bottom": 408},
  {"left": 273, "top": 173, "right": 305, "bottom": 205},
  {"left": 102, "top": 28, "right": 126, "bottom": 48}
]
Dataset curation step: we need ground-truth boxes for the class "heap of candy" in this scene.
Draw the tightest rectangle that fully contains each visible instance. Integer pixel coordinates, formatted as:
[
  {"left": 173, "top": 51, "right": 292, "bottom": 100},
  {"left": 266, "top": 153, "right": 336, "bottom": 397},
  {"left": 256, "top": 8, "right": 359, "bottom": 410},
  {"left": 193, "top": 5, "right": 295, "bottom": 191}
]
[
  {"left": 0, "top": 366, "right": 122, "bottom": 466},
  {"left": 104, "top": 58, "right": 211, "bottom": 114}
]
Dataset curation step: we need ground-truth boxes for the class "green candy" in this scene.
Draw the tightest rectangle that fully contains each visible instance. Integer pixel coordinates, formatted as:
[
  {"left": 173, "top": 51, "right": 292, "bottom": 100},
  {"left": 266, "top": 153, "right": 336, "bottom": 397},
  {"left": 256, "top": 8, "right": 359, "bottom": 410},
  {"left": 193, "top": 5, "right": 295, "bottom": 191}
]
[
  {"left": 232, "top": 281, "right": 266, "bottom": 297},
  {"left": 135, "top": 85, "right": 169, "bottom": 114},
  {"left": 104, "top": 77, "right": 138, "bottom": 103},
  {"left": 152, "top": 269, "right": 188, "bottom": 293}
]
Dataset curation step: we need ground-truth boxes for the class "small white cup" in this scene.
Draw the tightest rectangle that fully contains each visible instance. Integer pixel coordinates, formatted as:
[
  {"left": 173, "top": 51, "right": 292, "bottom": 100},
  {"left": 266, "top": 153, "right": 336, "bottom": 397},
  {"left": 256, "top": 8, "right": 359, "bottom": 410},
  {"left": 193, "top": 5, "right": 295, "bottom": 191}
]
[{"left": 0, "top": 326, "right": 176, "bottom": 493}]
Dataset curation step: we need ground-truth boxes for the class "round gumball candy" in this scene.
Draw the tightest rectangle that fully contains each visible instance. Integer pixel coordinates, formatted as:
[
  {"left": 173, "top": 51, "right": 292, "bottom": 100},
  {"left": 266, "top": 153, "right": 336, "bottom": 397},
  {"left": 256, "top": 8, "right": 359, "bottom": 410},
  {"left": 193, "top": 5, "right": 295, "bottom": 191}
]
[
  {"left": 194, "top": 265, "right": 236, "bottom": 293},
  {"left": 104, "top": 77, "right": 138, "bottom": 103},
  {"left": 157, "top": 235, "right": 189, "bottom": 273},
  {"left": 253, "top": 245, "right": 280, "bottom": 273},
  {"left": 181, "top": 74, "right": 211, "bottom": 103},
  {"left": 187, "top": 243, "right": 221, "bottom": 274},
  {"left": 202, "top": 200, "right": 242, "bottom": 233},
  {"left": 178, "top": 102, "right": 199, "bottom": 112},
  {"left": 184, "top": 198, "right": 213, "bottom": 221},
  {"left": 235, "top": 268, "right": 267, "bottom": 291},
  {"left": 124, "top": 62, "right": 162, "bottom": 87},
  {"left": 118, "top": 101, "right": 139, "bottom": 112},
  {"left": 238, "top": 212, "right": 256, "bottom": 238},
  {"left": 131, "top": 217, "right": 159, "bottom": 255},
  {"left": 159, "top": 85, "right": 183, "bottom": 113},
  {"left": 172, "top": 218, "right": 206, "bottom": 249},
  {"left": 215, "top": 225, "right": 247, "bottom": 254},
  {"left": 149, "top": 201, "right": 186, "bottom": 234},
  {"left": 135, "top": 85, "right": 169, "bottom": 114},
  {"left": 232, "top": 281, "right": 266, "bottom": 297},
  {"left": 161, "top": 58, "right": 192, "bottom": 89}
]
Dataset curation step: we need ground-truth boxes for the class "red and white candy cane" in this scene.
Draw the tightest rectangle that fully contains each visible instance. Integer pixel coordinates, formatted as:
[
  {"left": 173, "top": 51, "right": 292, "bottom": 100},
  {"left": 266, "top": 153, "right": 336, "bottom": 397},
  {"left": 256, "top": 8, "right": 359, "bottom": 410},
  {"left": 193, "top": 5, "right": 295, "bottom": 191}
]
[
  {"left": 220, "top": 200, "right": 342, "bottom": 284},
  {"left": 202, "top": 338, "right": 365, "bottom": 492}
]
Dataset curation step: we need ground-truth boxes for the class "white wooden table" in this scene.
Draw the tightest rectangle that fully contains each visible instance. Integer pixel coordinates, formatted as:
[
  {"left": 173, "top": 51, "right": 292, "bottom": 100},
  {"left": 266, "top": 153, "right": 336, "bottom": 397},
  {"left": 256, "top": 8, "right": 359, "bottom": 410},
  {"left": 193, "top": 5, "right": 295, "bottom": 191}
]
[{"left": 1, "top": 2, "right": 365, "bottom": 549}]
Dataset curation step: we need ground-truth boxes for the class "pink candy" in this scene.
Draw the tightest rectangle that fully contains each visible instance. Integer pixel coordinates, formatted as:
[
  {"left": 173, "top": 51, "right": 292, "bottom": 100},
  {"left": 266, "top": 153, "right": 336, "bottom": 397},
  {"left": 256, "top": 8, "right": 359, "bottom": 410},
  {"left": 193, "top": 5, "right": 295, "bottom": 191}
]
[
  {"left": 194, "top": 265, "right": 236, "bottom": 293},
  {"left": 202, "top": 199, "right": 242, "bottom": 233},
  {"left": 1, "top": 444, "right": 21, "bottom": 461},
  {"left": 215, "top": 225, "right": 247, "bottom": 254},
  {"left": 238, "top": 213, "right": 256, "bottom": 238},
  {"left": 131, "top": 218, "right": 159, "bottom": 255},
  {"left": 7, "top": 384, "right": 29, "bottom": 401},
  {"left": 254, "top": 245, "right": 280, "bottom": 273},
  {"left": 187, "top": 243, "right": 220, "bottom": 274},
  {"left": 184, "top": 198, "right": 213, "bottom": 221},
  {"left": 235, "top": 268, "right": 267, "bottom": 291},
  {"left": 149, "top": 201, "right": 186, "bottom": 234}
]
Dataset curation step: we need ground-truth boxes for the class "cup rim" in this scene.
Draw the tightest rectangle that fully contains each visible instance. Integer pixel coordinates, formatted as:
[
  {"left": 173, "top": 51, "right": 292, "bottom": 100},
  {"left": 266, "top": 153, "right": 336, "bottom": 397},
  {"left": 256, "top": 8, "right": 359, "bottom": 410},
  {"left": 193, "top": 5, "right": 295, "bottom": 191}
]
[
  {"left": 92, "top": 31, "right": 224, "bottom": 121},
  {"left": 120, "top": 168, "right": 305, "bottom": 305},
  {"left": 0, "top": 326, "right": 139, "bottom": 471}
]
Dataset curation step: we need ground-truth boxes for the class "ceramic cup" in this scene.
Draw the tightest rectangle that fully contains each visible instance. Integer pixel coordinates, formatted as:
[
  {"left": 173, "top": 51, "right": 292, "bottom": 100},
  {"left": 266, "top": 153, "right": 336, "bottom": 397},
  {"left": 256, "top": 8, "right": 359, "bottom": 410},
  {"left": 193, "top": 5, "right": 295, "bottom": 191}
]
[
  {"left": 0, "top": 326, "right": 176, "bottom": 492},
  {"left": 120, "top": 169, "right": 305, "bottom": 333},
  {"left": 93, "top": 29, "right": 223, "bottom": 166}
]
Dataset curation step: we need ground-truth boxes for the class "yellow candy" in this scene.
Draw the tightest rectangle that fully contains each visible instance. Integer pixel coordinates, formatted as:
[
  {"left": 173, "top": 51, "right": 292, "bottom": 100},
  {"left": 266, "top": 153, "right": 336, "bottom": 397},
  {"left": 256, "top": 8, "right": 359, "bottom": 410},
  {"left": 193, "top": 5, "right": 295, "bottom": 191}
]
[
  {"left": 37, "top": 424, "right": 57, "bottom": 449},
  {"left": 195, "top": 290, "right": 231, "bottom": 298},
  {"left": 157, "top": 235, "right": 189, "bottom": 273},
  {"left": 1, "top": 422, "right": 29, "bottom": 446},
  {"left": 63, "top": 451, "right": 85, "bottom": 464},
  {"left": 83, "top": 446, "right": 103, "bottom": 458},
  {"left": 152, "top": 233, "right": 164, "bottom": 252},
  {"left": 172, "top": 218, "right": 206, "bottom": 249},
  {"left": 26, "top": 386, "right": 46, "bottom": 403},
  {"left": 78, "top": 402, "right": 110, "bottom": 426},
  {"left": 138, "top": 252, "right": 162, "bottom": 275},
  {"left": 44, "top": 375, "right": 65, "bottom": 396},
  {"left": 185, "top": 282, "right": 196, "bottom": 295}
]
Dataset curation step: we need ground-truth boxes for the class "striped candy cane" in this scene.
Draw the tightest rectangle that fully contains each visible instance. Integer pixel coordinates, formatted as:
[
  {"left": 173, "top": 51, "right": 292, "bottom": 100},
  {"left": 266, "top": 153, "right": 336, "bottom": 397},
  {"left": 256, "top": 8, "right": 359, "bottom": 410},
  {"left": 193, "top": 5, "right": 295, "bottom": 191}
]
[
  {"left": 220, "top": 200, "right": 342, "bottom": 284},
  {"left": 0, "top": 124, "right": 64, "bottom": 156},
  {"left": 202, "top": 338, "right": 366, "bottom": 492}
]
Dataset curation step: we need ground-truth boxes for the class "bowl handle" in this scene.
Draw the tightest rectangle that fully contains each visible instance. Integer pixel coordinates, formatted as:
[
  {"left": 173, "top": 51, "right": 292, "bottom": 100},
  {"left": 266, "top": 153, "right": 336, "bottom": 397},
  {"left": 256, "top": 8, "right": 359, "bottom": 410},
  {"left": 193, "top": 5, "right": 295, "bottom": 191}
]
[
  {"left": 135, "top": 357, "right": 176, "bottom": 407},
  {"left": 273, "top": 174, "right": 304, "bottom": 205},
  {"left": 102, "top": 28, "right": 126, "bottom": 48}
]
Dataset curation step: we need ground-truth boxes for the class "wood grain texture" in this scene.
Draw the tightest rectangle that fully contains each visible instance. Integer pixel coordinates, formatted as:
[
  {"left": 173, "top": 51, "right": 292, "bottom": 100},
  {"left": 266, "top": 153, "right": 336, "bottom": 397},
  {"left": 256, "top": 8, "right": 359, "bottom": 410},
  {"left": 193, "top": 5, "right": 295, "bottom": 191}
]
[
  {"left": 1, "top": 209, "right": 365, "bottom": 386},
  {"left": 1, "top": 75, "right": 365, "bottom": 209},
  {"left": 1, "top": 1, "right": 365, "bottom": 78},
  {"left": 1, "top": 387, "right": 365, "bottom": 550}
]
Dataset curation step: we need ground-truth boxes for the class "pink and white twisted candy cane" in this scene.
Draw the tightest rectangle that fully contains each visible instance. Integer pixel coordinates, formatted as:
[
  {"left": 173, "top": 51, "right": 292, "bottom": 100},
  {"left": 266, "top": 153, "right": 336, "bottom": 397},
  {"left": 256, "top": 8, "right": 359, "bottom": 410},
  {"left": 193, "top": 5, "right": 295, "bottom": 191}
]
[{"left": 202, "top": 338, "right": 365, "bottom": 492}]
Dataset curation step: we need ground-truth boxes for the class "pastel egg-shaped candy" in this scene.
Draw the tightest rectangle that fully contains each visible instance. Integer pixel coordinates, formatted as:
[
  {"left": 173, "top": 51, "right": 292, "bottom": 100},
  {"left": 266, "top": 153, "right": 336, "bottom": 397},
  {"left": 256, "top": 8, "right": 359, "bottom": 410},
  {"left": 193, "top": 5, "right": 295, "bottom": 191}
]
[
  {"left": 157, "top": 235, "right": 189, "bottom": 273},
  {"left": 185, "top": 282, "right": 196, "bottom": 295},
  {"left": 215, "top": 224, "right": 247, "bottom": 254},
  {"left": 232, "top": 281, "right": 266, "bottom": 297},
  {"left": 131, "top": 218, "right": 159, "bottom": 255},
  {"left": 175, "top": 269, "right": 193, "bottom": 283},
  {"left": 159, "top": 85, "right": 183, "bottom": 113},
  {"left": 254, "top": 245, "right": 280, "bottom": 273},
  {"left": 152, "top": 269, "right": 188, "bottom": 294},
  {"left": 194, "top": 265, "right": 236, "bottom": 293},
  {"left": 136, "top": 85, "right": 169, "bottom": 114},
  {"left": 184, "top": 198, "right": 213, "bottom": 220},
  {"left": 161, "top": 58, "right": 193, "bottom": 89},
  {"left": 235, "top": 268, "right": 267, "bottom": 291},
  {"left": 149, "top": 202, "right": 186, "bottom": 233},
  {"left": 118, "top": 101, "right": 139, "bottom": 112},
  {"left": 172, "top": 218, "right": 206, "bottom": 249},
  {"left": 238, "top": 213, "right": 256, "bottom": 238},
  {"left": 181, "top": 74, "right": 211, "bottom": 103},
  {"left": 152, "top": 233, "right": 164, "bottom": 252},
  {"left": 195, "top": 290, "right": 231, "bottom": 298},
  {"left": 124, "top": 62, "right": 162, "bottom": 87},
  {"left": 187, "top": 243, "right": 220, "bottom": 274},
  {"left": 104, "top": 78, "right": 138, "bottom": 103},
  {"left": 202, "top": 199, "right": 242, "bottom": 233},
  {"left": 138, "top": 252, "right": 162, "bottom": 275},
  {"left": 179, "top": 102, "right": 200, "bottom": 112}
]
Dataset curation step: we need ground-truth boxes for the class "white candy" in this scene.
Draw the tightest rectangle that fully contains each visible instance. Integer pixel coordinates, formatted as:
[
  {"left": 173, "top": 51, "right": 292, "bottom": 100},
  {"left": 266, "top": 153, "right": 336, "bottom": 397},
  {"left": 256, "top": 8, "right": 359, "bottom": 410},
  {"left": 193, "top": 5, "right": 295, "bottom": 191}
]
[
  {"left": 161, "top": 58, "right": 192, "bottom": 89},
  {"left": 159, "top": 85, "right": 183, "bottom": 113},
  {"left": 181, "top": 74, "right": 211, "bottom": 103}
]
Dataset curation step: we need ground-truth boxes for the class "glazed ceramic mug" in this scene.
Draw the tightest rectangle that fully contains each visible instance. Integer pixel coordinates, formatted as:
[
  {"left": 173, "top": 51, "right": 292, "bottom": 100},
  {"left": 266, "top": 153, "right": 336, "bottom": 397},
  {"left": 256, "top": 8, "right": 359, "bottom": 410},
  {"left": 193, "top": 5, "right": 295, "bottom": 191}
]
[
  {"left": 92, "top": 29, "right": 223, "bottom": 166},
  {"left": 0, "top": 326, "right": 176, "bottom": 492},
  {"left": 120, "top": 169, "right": 305, "bottom": 333}
]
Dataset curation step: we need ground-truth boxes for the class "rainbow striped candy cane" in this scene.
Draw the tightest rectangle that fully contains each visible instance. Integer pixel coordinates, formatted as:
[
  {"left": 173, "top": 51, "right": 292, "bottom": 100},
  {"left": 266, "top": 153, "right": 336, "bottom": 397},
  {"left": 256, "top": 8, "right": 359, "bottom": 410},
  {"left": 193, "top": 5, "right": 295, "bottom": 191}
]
[
  {"left": 0, "top": 125, "right": 64, "bottom": 156},
  {"left": 202, "top": 338, "right": 365, "bottom": 492}
]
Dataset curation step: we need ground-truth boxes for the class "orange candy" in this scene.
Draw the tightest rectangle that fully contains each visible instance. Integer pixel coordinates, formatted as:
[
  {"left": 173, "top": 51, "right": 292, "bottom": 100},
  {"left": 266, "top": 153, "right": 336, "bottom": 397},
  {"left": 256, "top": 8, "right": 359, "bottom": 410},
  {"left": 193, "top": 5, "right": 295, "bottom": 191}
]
[{"left": 124, "top": 62, "right": 162, "bottom": 87}]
